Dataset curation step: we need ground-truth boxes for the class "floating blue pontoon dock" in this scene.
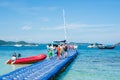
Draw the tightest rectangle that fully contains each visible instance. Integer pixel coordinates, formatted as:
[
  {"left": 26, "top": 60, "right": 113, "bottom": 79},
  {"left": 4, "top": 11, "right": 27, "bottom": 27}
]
[{"left": 0, "top": 50, "right": 78, "bottom": 80}]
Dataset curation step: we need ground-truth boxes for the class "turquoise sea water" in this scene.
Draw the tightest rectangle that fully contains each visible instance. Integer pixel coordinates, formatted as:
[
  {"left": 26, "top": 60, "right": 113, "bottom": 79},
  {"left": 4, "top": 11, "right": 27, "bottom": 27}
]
[
  {"left": 0, "top": 44, "right": 120, "bottom": 80},
  {"left": 57, "top": 44, "right": 120, "bottom": 80},
  {"left": 0, "top": 45, "right": 47, "bottom": 76}
]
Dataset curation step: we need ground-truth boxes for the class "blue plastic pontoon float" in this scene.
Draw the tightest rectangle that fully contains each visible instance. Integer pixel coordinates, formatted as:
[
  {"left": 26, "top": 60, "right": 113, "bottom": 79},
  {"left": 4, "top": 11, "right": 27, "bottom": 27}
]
[{"left": 0, "top": 50, "right": 78, "bottom": 80}]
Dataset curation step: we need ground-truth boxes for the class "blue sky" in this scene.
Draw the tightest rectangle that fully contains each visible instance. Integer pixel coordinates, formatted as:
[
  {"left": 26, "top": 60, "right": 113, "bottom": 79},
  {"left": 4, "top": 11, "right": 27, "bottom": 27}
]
[{"left": 0, "top": 0, "right": 120, "bottom": 44}]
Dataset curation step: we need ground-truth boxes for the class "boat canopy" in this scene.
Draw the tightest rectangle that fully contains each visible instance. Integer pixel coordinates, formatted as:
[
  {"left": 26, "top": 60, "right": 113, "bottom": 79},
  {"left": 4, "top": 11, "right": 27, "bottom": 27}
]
[
  {"left": 49, "top": 40, "right": 66, "bottom": 47},
  {"left": 53, "top": 40, "right": 66, "bottom": 43}
]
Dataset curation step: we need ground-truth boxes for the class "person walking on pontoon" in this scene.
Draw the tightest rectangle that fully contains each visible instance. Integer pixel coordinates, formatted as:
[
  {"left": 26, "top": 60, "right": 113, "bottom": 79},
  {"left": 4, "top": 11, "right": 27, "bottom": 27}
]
[{"left": 47, "top": 44, "right": 53, "bottom": 59}]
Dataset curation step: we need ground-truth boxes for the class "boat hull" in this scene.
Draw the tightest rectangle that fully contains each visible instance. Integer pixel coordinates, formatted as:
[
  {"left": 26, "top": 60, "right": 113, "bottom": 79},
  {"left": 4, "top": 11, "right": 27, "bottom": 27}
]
[
  {"left": 98, "top": 46, "right": 115, "bottom": 49},
  {"left": 6, "top": 54, "right": 46, "bottom": 64}
]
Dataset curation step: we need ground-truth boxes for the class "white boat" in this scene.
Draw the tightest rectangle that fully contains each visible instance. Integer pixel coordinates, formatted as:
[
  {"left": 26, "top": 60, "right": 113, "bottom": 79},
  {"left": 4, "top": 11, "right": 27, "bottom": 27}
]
[
  {"left": 97, "top": 45, "right": 115, "bottom": 49},
  {"left": 88, "top": 44, "right": 98, "bottom": 48},
  {"left": 14, "top": 44, "right": 22, "bottom": 47}
]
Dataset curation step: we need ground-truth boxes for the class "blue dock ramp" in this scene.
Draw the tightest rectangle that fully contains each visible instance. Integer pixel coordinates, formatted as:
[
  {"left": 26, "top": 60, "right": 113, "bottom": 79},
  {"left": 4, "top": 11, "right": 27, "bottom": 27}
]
[{"left": 0, "top": 50, "right": 78, "bottom": 80}]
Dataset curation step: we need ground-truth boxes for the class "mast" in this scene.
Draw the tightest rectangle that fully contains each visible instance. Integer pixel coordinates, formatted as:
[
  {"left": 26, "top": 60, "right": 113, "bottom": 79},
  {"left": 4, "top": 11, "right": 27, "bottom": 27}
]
[{"left": 63, "top": 9, "right": 67, "bottom": 41}]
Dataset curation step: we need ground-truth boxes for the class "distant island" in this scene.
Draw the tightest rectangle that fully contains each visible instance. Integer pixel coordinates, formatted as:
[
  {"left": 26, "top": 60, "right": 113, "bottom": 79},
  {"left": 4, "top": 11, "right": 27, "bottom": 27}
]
[
  {"left": 117, "top": 42, "right": 120, "bottom": 45},
  {"left": 0, "top": 39, "right": 119, "bottom": 46},
  {"left": 0, "top": 40, "right": 39, "bottom": 46}
]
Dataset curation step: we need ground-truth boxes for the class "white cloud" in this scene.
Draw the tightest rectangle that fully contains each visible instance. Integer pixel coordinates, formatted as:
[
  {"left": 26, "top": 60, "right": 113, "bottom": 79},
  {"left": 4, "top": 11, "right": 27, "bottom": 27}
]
[
  {"left": 39, "top": 26, "right": 63, "bottom": 30},
  {"left": 22, "top": 25, "right": 32, "bottom": 31},
  {"left": 66, "top": 23, "right": 120, "bottom": 29},
  {"left": 37, "top": 23, "right": 119, "bottom": 31}
]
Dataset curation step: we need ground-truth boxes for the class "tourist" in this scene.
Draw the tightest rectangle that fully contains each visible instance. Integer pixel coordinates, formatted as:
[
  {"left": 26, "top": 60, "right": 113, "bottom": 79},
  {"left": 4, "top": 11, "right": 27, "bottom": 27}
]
[
  {"left": 18, "top": 53, "right": 21, "bottom": 58},
  {"left": 63, "top": 43, "right": 68, "bottom": 58},
  {"left": 57, "top": 44, "right": 61, "bottom": 60},
  {"left": 53, "top": 45, "right": 58, "bottom": 57},
  {"left": 47, "top": 44, "right": 53, "bottom": 59},
  {"left": 11, "top": 54, "right": 17, "bottom": 63},
  {"left": 13, "top": 52, "right": 17, "bottom": 57},
  {"left": 60, "top": 44, "right": 65, "bottom": 59}
]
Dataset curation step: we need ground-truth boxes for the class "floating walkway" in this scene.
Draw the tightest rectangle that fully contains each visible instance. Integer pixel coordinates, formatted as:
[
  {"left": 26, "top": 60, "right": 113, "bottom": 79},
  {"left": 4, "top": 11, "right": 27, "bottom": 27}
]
[{"left": 0, "top": 50, "right": 78, "bottom": 80}]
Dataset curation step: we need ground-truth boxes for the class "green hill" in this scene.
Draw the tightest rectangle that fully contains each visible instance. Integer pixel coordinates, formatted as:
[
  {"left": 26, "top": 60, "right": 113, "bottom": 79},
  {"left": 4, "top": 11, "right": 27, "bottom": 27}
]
[{"left": 0, "top": 40, "right": 38, "bottom": 46}]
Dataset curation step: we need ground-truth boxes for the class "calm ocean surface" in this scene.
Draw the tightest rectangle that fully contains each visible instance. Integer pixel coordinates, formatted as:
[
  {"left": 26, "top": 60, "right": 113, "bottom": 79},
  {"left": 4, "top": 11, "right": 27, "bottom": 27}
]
[{"left": 0, "top": 44, "right": 120, "bottom": 80}]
